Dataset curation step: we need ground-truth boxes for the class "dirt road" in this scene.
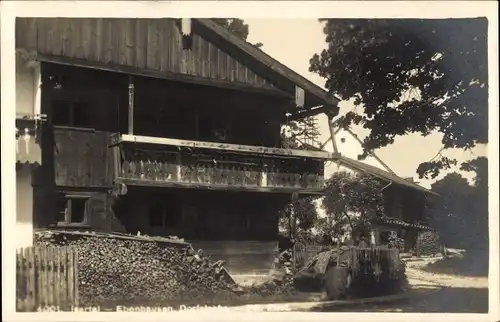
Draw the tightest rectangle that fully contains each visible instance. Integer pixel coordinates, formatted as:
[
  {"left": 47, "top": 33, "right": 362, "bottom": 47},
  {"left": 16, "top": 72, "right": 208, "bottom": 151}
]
[{"left": 313, "top": 258, "right": 489, "bottom": 313}]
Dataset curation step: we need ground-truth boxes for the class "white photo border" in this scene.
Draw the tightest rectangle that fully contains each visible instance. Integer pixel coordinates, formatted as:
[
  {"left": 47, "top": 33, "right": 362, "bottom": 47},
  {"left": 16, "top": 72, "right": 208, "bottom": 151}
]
[{"left": 1, "top": 1, "right": 498, "bottom": 321}]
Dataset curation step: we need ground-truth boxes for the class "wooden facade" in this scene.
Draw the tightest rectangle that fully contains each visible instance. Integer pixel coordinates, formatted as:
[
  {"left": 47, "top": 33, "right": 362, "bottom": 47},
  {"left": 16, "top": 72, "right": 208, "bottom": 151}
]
[
  {"left": 53, "top": 128, "right": 115, "bottom": 187},
  {"left": 16, "top": 18, "right": 337, "bottom": 278},
  {"left": 16, "top": 18, "right": 276, "bottom": 90}
]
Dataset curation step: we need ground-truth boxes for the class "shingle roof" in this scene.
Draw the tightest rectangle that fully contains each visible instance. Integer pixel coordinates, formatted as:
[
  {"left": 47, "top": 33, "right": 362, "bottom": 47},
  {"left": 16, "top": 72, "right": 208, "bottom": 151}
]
[{"left": 374, "top": 216, "right": 434, "bottom": 231}]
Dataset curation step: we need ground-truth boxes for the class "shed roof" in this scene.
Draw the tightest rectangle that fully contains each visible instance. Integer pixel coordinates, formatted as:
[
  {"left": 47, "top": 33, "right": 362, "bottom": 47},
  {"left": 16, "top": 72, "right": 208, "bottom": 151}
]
[{"left": 334, "top": 155, "right": 439, "bottom": 196}]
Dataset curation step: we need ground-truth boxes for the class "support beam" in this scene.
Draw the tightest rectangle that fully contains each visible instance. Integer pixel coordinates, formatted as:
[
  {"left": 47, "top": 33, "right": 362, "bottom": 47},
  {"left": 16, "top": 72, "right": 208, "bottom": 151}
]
[
  {"left": 37, "top": 53, "right": 288, "bottom": 98},
  {"left": 287, "top": 106, "right": 328, "bottom": 121},
  {"left": 327, "top": 115, "right": 339, "bottom": 154},
  {"left": 342, "top": 127, "right": 396, "bottom": 175},
  {"left": 319, "top": 127, "right": 342, "bottom": 150},
  {"left": 128, "top": 75, "right": 135, "bottom": 135},
  {"left": 32, "top": 62, "right": 42, "bottom": 118}
]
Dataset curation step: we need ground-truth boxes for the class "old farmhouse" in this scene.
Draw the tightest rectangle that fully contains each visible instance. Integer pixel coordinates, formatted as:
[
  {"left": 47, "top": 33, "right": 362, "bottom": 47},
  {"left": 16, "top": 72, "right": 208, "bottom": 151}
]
[{"left": 15, "top": 18, "right": 340, "bottom": 279}]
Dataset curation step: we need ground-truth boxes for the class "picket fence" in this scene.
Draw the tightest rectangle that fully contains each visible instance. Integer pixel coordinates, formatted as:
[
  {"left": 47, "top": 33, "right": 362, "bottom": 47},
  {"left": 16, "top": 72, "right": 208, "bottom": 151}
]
[{"left": 16, "top": 246, "right": 79, "bottom": 312}]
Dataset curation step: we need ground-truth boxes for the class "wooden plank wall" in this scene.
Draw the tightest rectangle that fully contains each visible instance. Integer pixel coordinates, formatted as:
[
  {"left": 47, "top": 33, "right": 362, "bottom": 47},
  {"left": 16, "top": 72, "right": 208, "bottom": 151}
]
[
  {"left": 16, "top": 246, "right": 79, "bottom": 312},
  {"left": 16, "top": 18, "right": 274, "bottom": 89},
  {"left": 53, "top": 127, "right": 114, "bottom": 187}
]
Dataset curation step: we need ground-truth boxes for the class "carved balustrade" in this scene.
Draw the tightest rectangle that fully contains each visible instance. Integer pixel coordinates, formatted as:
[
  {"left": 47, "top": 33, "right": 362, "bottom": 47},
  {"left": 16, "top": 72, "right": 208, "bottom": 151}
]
[{"left": 117, "top": 147, "right": 324, "bottom": 191}]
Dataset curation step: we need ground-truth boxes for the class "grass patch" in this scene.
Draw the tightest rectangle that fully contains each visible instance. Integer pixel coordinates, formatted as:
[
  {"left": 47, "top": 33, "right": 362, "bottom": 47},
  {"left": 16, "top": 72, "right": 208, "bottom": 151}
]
[{"left": 422, "top": 252, "right": 488, "bottom": 277}]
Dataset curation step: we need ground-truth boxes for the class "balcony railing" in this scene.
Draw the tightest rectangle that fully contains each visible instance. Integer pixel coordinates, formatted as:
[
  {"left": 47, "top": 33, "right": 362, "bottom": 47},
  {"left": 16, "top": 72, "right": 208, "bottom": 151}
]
[{"left": 114, "top": 138, "right": 326, "bottom": 193}]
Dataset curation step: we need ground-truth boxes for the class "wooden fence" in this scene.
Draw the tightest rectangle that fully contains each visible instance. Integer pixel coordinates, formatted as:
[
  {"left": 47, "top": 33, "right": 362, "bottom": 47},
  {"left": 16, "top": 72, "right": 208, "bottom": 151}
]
[
  {"left": 293, "top": 243, "right": 331, "bottom": 269},
  {"left": 16, "top": 246, "right": 79, "bottom": 312}
]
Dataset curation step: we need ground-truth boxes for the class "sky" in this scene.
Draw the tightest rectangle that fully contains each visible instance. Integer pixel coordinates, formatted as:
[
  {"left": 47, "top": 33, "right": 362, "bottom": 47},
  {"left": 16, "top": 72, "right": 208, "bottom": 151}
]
[{"left": 245, "top": 19, "right": 487, "bottom": 189}]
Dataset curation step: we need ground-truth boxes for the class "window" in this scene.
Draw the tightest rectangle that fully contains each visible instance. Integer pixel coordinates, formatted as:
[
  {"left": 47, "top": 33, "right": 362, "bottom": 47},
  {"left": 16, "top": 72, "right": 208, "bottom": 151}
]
[
  {"left": 52, "top": 99, "right": 92, "bottom": 128},
  {"left": 55, "top": 194, "right": 89, "bottom": 226}
]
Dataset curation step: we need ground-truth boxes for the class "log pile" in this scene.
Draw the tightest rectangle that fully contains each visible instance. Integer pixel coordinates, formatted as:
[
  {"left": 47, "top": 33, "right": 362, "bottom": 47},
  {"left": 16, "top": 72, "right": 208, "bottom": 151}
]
[
  {"left": 243, "top": 249, "right": 295, "bottom": 297},
  {"left": 34, "top": 230, "right": 240, "bottom": 306},
  {"left": 417, "top": 231, "right": 442, "bottom": 256}
]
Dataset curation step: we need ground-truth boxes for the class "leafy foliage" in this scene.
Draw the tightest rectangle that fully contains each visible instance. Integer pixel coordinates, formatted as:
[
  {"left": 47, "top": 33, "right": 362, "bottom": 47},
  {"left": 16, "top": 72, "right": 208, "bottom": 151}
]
[
  {"left": 322, "top": 171, "right": 385, "bottom": 240},
  {"left": 430, "top": 157, "right": 488, "bottom": 250},
  {"left": 279, "top": 196, "right": 320, "bottom": 239},
  {"left": 310, "top": 19, "right": 488, "bottom": 178},
  {"left": 213, "top": 18, "right": 263, "bottom": 48}
]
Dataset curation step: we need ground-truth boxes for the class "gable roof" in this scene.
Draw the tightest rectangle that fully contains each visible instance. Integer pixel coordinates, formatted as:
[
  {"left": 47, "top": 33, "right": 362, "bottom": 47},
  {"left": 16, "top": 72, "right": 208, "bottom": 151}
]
[
  {"left": 334, "top": 155, "right": 439, "bottom": 196},
  {"left": 196, "top": 19, "right": 340, "bottom": 111},
  {"left": 16, "top": 18, "right": 340, "bottom": 119}
]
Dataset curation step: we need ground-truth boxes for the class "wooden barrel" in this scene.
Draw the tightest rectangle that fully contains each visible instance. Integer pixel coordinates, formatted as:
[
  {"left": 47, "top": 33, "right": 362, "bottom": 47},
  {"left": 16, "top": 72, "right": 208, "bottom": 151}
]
[{"left": 325, "top": 266, "right": 349, "bottom": 300}]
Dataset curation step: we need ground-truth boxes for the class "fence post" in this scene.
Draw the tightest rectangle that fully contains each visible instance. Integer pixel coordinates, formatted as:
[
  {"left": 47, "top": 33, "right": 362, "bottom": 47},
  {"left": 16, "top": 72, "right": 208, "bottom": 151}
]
[
  {"left": 16, "top": 248, "right": 25, "bottom": 311},
  {"left": 26, "top": 247, "right": 36, "bottom": 311},
  {"left": 73, "top": 248, "right": 79, "bottom": 308}
]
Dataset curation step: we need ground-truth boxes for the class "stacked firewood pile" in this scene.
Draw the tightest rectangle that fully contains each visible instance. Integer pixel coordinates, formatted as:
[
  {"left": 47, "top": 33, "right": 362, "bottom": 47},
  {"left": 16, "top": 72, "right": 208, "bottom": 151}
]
[
  {"left": 416, "top": 231, "right": 442, "bottom": 256},
  {"left": 244, "top": 249, "right": 295, "bottom": 297},
  {"left": 34, "top": 230, "right": 241, "bottom": 306}
]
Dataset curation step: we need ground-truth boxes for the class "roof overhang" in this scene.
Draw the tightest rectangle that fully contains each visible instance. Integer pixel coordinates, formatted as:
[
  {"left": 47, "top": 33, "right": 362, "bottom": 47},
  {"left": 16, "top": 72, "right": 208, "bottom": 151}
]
[
  {"left": 18, "top": 18, "right": 340, "bottom": 121},
  {"left": 373, "top": 216, "right": 434, "bottom": 231},
  {"left": 195, "top": 19, "right": 340, "bottom": 118}
]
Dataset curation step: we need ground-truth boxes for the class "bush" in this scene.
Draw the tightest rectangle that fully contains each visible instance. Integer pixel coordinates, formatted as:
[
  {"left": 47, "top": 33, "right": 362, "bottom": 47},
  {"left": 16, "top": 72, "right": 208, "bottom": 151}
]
[{"left": 417, "top": 231, "right": 442, "bottom": 256}]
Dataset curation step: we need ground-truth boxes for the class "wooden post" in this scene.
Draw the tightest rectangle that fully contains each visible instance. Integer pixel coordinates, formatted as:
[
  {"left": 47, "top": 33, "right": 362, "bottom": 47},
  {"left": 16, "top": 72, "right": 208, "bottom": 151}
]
[
  {"left": 128, "top": 75, "right": 135, "bottom": 135},
  {"left": 261, "top": 167, "right": 268, "bottom": 187},
  {"left": 33, "top": 62, "right": 42, "bottom": 117},
  {"left": 327, "top": 115, "right": 339, "bottom": 154},
  {"left": 175, "top": 153, "right": 182, "bottom": 182},
  {"left": 343, "top": 126, "right": 396, "bottom": 174}
]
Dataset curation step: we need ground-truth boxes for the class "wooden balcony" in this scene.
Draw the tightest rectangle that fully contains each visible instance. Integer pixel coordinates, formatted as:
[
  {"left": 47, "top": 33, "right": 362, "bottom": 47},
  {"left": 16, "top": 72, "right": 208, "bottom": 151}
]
[{"left": 111, "top": 134, "right": 326, "bottom": 194}]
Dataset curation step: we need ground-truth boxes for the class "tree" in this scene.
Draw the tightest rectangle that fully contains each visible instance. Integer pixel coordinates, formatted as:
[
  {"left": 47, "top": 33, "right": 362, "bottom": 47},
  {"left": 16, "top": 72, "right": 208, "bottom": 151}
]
[
  {"left": 279, "top": 196, "right": 320, "bottom": 240},
  {"left": 322, "top": 171, "right": 385, "bottom": 241},
  {"left": 213, "top": 18, "right": 263, "bottom": 48},
  {"left": 310, "top": 19, "right": 488, "bottom": 179},
  {"left": 430, "top": 156, "right": 488, "bottom": 250}
]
